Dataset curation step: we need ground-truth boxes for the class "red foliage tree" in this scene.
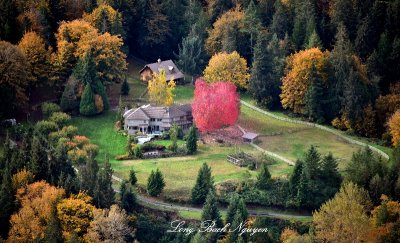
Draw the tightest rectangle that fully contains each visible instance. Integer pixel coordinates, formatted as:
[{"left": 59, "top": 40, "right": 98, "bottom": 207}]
[{"left": 192, "top": 79, "right": 240, "bottom": 132}]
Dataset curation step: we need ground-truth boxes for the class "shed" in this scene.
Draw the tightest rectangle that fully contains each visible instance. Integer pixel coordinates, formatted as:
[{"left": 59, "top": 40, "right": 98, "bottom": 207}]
[{"left": 242, "top": 132, "right": 258, "bottom": 143}]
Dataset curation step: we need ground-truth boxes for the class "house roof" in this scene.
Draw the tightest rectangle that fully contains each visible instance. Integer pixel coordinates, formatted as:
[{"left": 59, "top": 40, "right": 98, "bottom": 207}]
[
  {"left": 139, "top": 59, "right": 184, "bottom": 81},
  {"left": 124, "top": 104, "right": 191, "bottom": 121},
  {"left": 242, "top": 132, "right": 258, "bottom": 140}
]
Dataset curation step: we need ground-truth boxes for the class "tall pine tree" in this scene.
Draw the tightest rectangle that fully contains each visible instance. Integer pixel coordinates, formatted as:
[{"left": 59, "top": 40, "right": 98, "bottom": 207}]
[{"left": 191, "top": 163, "right": 214, "bottom": 204}]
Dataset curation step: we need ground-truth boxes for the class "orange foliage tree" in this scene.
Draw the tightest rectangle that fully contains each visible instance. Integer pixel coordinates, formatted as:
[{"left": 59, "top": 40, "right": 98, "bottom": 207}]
[
  {"left": 8, "top": 181, "right": 65, "bottom": 242},
  {"left": 57, "top": 192, "right": 98, "bottom": 241},
  {"left": 203, "top": 51, "right": 250, "bottom": 89},
  {"left": 388, "top": 110, "right": 400, "bottom": 146},
  {"left": 280, "top": 48, "right": 330, "bottom": 114},
  {"left": 18, "top": 31, "right": 51, "bottom": 86}
]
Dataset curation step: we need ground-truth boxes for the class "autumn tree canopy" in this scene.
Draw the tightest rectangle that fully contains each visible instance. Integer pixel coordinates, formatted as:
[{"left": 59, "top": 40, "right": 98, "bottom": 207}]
[
  {"left": 192, "top": 79, "right": 239, "bottom": 132},
  {"left": 147, "top": 69, "right": 176, "bottom": 107},
  {"left": 280, "top": 48, "right": 330, "bottom": 114},
  {"left": 203, "top": 51, "right": 250, "bottom": 89},
  {"left": 389, "top": 110, "right": 400, "bottom": 146}
]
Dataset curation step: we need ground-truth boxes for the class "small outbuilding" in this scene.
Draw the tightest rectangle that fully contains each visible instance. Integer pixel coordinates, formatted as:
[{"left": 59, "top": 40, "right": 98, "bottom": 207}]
[{"left": 242, "top": 132, "right": 258, "bottom": 143}]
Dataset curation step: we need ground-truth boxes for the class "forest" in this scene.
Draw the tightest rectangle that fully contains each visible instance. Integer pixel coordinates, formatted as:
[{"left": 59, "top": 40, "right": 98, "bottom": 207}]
[{"left": 1, "top": 0, "right": 400, "bottom": 242}]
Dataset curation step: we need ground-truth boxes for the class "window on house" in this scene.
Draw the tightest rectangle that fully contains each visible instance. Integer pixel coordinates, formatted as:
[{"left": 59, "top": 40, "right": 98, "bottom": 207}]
[
  {"left": 150, "top": 118, "right": 155, "bottom": 122},
  {"left": 157, "top": 119, "right": 162, "bottom": 122}
]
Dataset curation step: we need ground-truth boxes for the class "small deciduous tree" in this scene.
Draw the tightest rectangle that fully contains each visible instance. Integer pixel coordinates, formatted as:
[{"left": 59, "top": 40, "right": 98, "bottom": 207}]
[
  {"left": 146, "top": 169, "right": 165, "bottom": 197},
  {"left": 192, "top": 79, "right": 239, "bottom": 132},
  {"left": 203, "top": 51, "right": 250, "bottom": 89},
  {"left": 148, "top": 69, "right": 176, "bottom": 107}
]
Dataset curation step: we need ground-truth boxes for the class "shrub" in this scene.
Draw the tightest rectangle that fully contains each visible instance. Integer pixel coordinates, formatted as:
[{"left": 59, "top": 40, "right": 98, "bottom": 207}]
[
  {"left": 41, "top": 102, "right": 61, "bottom": 118},
  {"left": 134, "top": 145, "right": 143, "bottom": 159},
  {"left": 60, "top": 76, "right": 79, "bottom": 111},
  {"left": 49, "top": 131, "right": 68, "bottom": 144},
  {"left": 72, "top": 135, "right": 90, "bottom": 147},
  {"left": 49, "top": 112, "right": 71, "bottom": 127},
  {"left": 67, "top": 149, "right": 88, "bottom": 164},
  {"left": 141, "top": 143, "right": 165, "bottom": 152},
  {"left": 121, "top": 79, "right": 130, "bottom": 95},
  {"left": 79, "top": 84, "right": 97, "bottom": 116},
  {"left": 83, "top": 143, "right": 99, "bottom": 157},
  {"left": 35, "top": 120, "right": 58, "bottom": 135},
  {"left": 61, "top": 125, "right": 78, "bottom": 138}
]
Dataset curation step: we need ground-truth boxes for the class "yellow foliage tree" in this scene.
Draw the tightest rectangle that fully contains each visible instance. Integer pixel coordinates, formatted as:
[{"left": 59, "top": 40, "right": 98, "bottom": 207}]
[
  {"left": 53, "top": 19, "right": 98, "bottom": 74},
  {"left": 203, "top": 51, "right": 250, "bottom": 89},
  {"left": 205, "top": 7, "right": 245, "bottom": 55},
  {"left": 83, "top": 4, "right": 124, "bottom": 36},
  {"left": 57, "top": 192, "right": 98, "bottom": 241},
  {"left": 148, "top": 69, "right": 176, "bottom": 107},
  {"left": 76, "top": 32, "right": 127, "bottom": 85},
  {"left": 8, "top": 181, "right": 65, "bottom": 242},
  {"left": 11, "top": 169, "right": 34, "bottom": 190},
  {"left": 18, "top": 31, "right": 50, "bottom": 86},
  {"left": 280, "top": 48, "right": 330, "bottom": 114},
  {"left": 313, "top": 182, "right": 372, "bottom": 243},
  {"left": 388, "top": 110, "right": 400, "bottom": 146}
]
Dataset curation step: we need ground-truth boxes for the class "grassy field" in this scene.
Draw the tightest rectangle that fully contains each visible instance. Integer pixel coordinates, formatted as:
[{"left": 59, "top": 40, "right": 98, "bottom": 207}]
[
  {"left": 112, "top": 143, "right": 292, "bottom": 201},
  {"left": 239, "top": 105, "right": 362, "bottom": 170}
]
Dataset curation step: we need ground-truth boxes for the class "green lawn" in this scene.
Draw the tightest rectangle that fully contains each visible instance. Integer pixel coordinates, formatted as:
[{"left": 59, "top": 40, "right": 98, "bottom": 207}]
[
  {"left": 175, "top": 84, "right": 194, "bottom": 103},
  {"left": 69, "top": 111, "right": 127, "bottom": 166},
  {"left": 239, "top": 106, "right": 364, "bottom": 170},
  {"left": 112, "top": 144, "right": 291, "bottom": 202}
]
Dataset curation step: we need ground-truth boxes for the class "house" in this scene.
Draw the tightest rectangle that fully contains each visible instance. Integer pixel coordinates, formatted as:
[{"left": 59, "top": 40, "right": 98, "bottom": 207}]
[
  {"left": 139, "top": 59, "right": 184, "bottom": 83},
  {"left": 123, "top": 104, "right": 192, "bottom": 135}
]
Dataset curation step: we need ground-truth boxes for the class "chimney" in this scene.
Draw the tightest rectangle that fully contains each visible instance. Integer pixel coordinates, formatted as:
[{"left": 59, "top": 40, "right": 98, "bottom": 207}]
[{"left": 157, "top": 58, "right": 161, "bottom": 64}]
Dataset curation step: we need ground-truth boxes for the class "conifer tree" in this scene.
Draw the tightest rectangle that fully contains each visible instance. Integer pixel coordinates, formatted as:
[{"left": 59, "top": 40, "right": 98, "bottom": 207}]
[
  {"left": 307, "top": 29, "right": 323, "bottom": 49},
  {"left": 321, "top": 153, "right": 342, "bottom": 189},
  {"left": 94, "top": 158, "right": 115, "bottom": 208},
  {"left": 201, "top": 190, "right": 223, "bottom": 230},
  {"left": 191, "top": 163, "right": 214, "bottom": 204},
  {"left": 43, "top": 207, "right": 63, "bottom": 243},
  {"left": 249, "top": 32, "right": 277, "bottom": 109},
  {"left": 147, "top": 169, "right": 165, "bottom": 197},
  {"left": 186, "top": 125, "right": 198, "bottom": 154},
  {"left": 79, "top": 83, "right": 97, "bottom": 116},
  {"left": 227, "top": 210, "right": 243, "bottom": 243},
  {"left": 289, "top": 160, "right": 303, "bottom": 195},
  {"left": 305, "top": 63, "right": 325, "bottom": 122},
  {"left": 129, "top": 169, "right": 137, "bottom": 186},
  {"left": 243, "top": 0, "right": 261, "bottom": 53},
  {"left": 303, "top": 145, "right": 321, "bottom": 179},
  {"left": 116, "top": 96, "right": 124, "bottom": 127},
  {"left": 80, "top": 155, "right": 99, "bottom": 196},
  {"left": 30, "top": 135, "right": 47, "bottom": 180},
  {"left": 120, "top": 181, "right": 136, "bottom": 213},
  {"left": 121, "top": 79, "right": 130, "bottom": 95},
  {"left": 270, "top": 0, "right": 291, "bottom": 39},
  {"left": 256, "top": 162, "right": 271, "bottom": 190},
  {"left": 60, "top": 76, "right": 79, "bottom": 112},
  {"left": 226, "top": 193, "right": 248, "bottom": 225},
  {"left": 176, "top": 34, "right": 205, "bottom": 78},
  {"left": 296, "top": 170, "right": 311, "bottom": 207}
]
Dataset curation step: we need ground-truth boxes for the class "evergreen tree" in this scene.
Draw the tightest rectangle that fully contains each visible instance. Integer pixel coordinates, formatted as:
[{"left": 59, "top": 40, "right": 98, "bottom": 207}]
[
  {"left": 30, "top": 135, "right": 47, "bottom": 180},
  {"left": 43, "top": 206, "right": 63, "bottom": 243},
  {"left": 176, "top": 34, "right": 205, "bottom": 79},
  {"left": 321, "top": 153, "right": 342, "bottom": 189},
  {"left": 191, "top": 163, "right": 214, "bottom": 204},
  {"left": 289, "top": 160, "right": 303, "bottom": 194},
  {"left": 127, "top": 135, "right": 134, "bottom": 157},
  {"left": 120, "top": 181, "right": 136, "bottom": 213},
  {"left": 94, "top": 158, "right": 115, "bottom": 208},
  {"left": 80, "top": 155, "right": 99, "bottom": 196},
  {"left": 305, "top": 62, "right": 325, "bottom": 122},
  {"left": 186, "top": 125, "right": 198, "bottom": 154},
  {"left": 134, "top": 145, "right": 143, "bottom": 159},
  {"left": 256, "top": 162, "right": 271, "bottom": 190},
  {"left": 208, "top": 0, "right": 233, "bottom": 23},
  {"left": 169, "top": 124, "right": 178, "bottom": 152},
  {"left": 225, "top": 193, "right": 240, "bottom": 225},
  {"left": 243, "top": 0, "right": 261, "bottom": 53},
  {"left": 0, "top": 167, "right": 15, "bottom": 238},
  {"left": 60, "top": 76, "right": 79, "bottom": 112},
  {"left": 227, "top": 210, "right": 243, "bottom": 243},
  {"left": 248, "top": 32, "right": 278, "bottom": 109},
  {"left": 291, "top": 0, "right": 316, "bottom": 49},
  {"left": 147, "top": 169, "right": 165, "bottom": 197},
  {"left": 306, "top": 29, "right": 323, "bottom": 49},
  {"left": 129, "top": 169, "right": 137, "bottom": 186},
  {"left": 79, "top": 83, "right": 97, "bottom": 116},
  {"left": 92, "top": 79, "right": 110, "bottom": 111},
  {"left": 201, "top": 190, "right": 223, "bottom": 232},
  {"left": 303, "top": 145, "right": 321, "bottom": 179},
  {"left": 296, "top": 170, "right": 311, "bottom": 208},
  {"left": 116, "top": 96, "right": 124, "bottom": 127},
  {"left": 121, "top": 79, "right": 130, "bottom": 95},
  {"left": 270, "top": 0, "right": 291, "bottom": 39}
]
